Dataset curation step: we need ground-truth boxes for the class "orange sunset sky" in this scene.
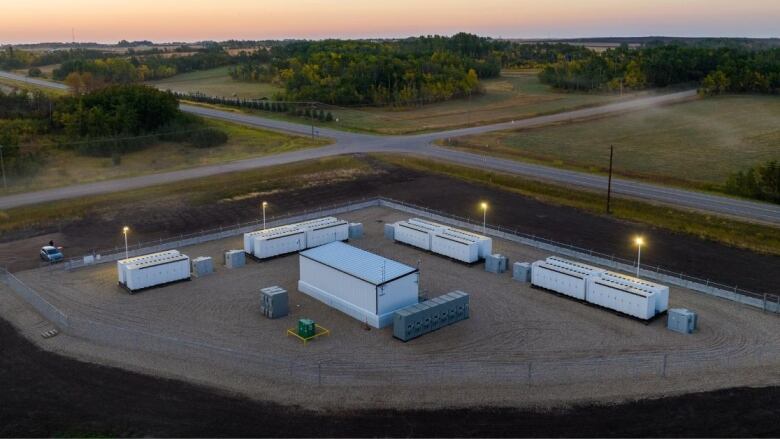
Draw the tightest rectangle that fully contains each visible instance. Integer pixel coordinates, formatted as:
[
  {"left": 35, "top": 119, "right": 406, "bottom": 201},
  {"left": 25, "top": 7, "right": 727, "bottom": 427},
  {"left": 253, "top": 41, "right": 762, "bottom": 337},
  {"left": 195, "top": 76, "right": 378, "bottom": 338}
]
[{"left": 2, "top": 0, "right": 779, "bottom": 43}]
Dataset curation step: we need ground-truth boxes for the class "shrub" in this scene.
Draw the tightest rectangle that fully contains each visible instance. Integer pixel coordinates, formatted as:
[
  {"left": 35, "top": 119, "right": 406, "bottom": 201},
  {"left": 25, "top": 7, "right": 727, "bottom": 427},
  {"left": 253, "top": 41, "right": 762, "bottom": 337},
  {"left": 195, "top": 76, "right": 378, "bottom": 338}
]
[{"left": 187, "top": 128, "right": 228, "bottom": 148}]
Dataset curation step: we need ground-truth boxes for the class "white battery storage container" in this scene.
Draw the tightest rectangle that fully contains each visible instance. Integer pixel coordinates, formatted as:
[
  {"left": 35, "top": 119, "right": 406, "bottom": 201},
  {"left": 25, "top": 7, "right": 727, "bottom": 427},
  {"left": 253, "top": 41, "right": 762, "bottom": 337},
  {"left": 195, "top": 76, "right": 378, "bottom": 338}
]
[
  {"left": 599, "top": 271, "right": 670, "bottom": 313},
  {"left": 439, "top": 228, "right": 493, "bottom": 258},
  {"left": 587, "top": 277, "right": 658, "bottom": 320},
  {"left": 117, "top": 250, "right": 180, "bottom": 285},
  {"left": 253, "top": 229, "right": 306, "bottom": 259},
  {"left": 394, "top": 221, "right": 436, "bottom": 250},
  {"left": 124, "top": 254, "right": 190, "bottom": 292},
  {"left": 407, "top": 218, "right": 448, "bottom": 232},
  {"left": 531, "top": 260, "right": 594, "bottom": 300},
  {"left": 305, "top": 220, "right": 349, "bottom": 248},
  {"left": 545, "top": 256, "right": 606, "bottom": 277},
  {"left": 430, "top": 232, "right": 480, "bottom": 263}
]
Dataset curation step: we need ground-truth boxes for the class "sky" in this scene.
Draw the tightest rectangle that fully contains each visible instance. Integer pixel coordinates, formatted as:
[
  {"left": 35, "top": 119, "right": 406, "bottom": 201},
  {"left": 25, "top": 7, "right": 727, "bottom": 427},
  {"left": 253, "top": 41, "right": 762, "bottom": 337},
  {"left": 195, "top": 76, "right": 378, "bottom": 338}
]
[{"left": 2, "top": 0, "right": 780, "bottom": 44}]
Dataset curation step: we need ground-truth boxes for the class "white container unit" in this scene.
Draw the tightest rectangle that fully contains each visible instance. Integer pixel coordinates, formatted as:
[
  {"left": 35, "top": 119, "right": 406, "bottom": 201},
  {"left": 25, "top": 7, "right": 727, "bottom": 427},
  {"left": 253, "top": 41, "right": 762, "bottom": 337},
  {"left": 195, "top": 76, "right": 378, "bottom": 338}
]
[
  {"left": 305, "top": 220, "right": 349, "bottom": 248},
  {"left": 587, "top": 277, "right": 658, "bottom": 320},
  {"left": 408, "top": 218, "right": 448, "bottom": 232},
  {"left": 599, "top": 271, "right": 669, "bottom": 313},
  {"left": 293, "top": 216, "right": 338, "bottom": 230},
  {"left": 531, "top": 260, "right": 595, "bottom": 300},
  {"left": 431, "top": 233, "right": 480, "bottom": 263},
  {"left": 298, "top": 241, "right": 419, "bottom": 328},
  {"left": 440, "top": 228, "right": 493, "bottom": 259},
  {"left": 117, "top": 250, "right": 180, "bottom": 285},
  {"left": 394, "top": 221, "right": 436, "bottom": 251},
  {"left": 124, "top": 254, "right": 190, "bottom": 292},
  {"left": 252, "top": 228, "right": 306, "bottom": 259},
  {"left": 545, "top": 256, "right": 606, "bottom": 277}
]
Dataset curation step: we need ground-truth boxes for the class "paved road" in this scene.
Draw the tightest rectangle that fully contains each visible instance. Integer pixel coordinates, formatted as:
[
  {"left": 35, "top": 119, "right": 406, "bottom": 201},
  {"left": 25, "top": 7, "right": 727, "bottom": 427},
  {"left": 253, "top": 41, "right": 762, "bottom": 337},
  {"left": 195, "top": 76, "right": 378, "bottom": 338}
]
[
  {"left": 0, "top": 70, "right": 69, "bottom": 90},
  {"left": 2, "top": 71, "right": 778, "bottom": 225}
]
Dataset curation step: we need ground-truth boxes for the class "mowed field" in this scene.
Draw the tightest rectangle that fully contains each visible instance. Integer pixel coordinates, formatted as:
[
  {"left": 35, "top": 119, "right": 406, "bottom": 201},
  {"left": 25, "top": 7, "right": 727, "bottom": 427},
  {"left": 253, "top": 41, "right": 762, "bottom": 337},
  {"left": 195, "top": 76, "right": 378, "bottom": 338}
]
[
  {"left": 156, "top": 69, "right": 633, "bottom": 134},
  {"left": 150, "top": 66, "right": 282, "bottom": 99},
  {"left": 446, "top": 95, "right": 780, "bottom": 189},
  {"left": 5, "top": 119, "right": 328, "bottom": 194}
]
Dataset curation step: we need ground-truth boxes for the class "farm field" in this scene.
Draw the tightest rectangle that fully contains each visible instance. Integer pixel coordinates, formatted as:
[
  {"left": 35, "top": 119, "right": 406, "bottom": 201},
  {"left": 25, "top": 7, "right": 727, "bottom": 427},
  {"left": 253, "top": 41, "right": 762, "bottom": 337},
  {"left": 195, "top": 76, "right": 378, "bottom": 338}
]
[
  {"left": 6, "top": 205, "right": 780, "bottom": 411},
  {"left": 165, "top": 70, "right": 636, "bottom": 134},
  {"left": 4, "top": 119, "right": 329, "bottom": 194},
  {"left": 444, "top": 95, "right": 780, "bottom": 189},
  {"left": 149, "top": 66, "right": 283, "bottom": 99}
]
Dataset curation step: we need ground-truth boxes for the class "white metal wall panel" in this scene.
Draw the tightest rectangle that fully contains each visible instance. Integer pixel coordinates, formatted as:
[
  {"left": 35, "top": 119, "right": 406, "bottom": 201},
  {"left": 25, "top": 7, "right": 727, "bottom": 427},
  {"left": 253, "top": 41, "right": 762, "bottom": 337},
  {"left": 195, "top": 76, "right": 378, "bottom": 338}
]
[
  {"left": 253, "top": 231, "right": 306, "bottom": 259},
  {"left": 587, "top": 278, "right": 657, "bottom": 320},
  {"left": 431, "top": 233, "right": 479, "bottom": 263},
  {"left": 377, "top": 273, "right": 420, "bottom": 316},
  {"left": 531, "top": 261, "right": 589, "bottom": 300},
  {"left": 299, "top": 256, "right": 377, "bottom": 314},
  {"left": 305, "top": 221, "right": 349, "bottom": 248},
  {"left": 394, "top": 222, "right": 433, "bottom": 250}
]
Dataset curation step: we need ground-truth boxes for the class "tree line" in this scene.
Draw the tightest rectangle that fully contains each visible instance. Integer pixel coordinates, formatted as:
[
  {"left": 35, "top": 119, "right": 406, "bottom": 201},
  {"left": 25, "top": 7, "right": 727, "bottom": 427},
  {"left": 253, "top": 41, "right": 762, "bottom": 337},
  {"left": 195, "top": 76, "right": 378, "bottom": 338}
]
[
  {"left": 538, "top": 44, "right": 780, "bottom": 94},
  {"left": 0, "top": 85, "right": 226, "bottom": 181},
  {"left": 725, "top": 160, "right": 780, "bottom": 204}
]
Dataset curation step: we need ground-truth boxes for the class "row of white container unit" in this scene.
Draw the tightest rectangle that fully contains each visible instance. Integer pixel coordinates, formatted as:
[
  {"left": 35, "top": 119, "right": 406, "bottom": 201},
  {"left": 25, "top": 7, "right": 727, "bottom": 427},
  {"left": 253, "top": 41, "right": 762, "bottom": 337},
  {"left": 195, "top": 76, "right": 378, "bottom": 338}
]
[
  {"left": 530, "top": 256, "right": 669, "bottom": 321},
  {"left": 243, "top": 216, "right": 349, "bottom": 259},
  {"left": 391, "top": 218, "right": 492, "bottom": 263},
  {"left": 117, "top": 250, "right": 191, "bottom": 292}
]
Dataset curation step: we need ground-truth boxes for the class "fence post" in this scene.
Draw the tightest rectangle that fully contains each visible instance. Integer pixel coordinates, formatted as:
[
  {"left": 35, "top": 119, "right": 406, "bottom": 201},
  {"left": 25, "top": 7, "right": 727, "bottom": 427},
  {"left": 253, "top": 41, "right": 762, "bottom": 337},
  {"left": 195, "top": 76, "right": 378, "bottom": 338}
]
[
  {"left": 318, "top": 361, "right": 322, "bottom": 386},
  {"left": 527, "top": 362, "right": 532, "bottom": 386},
  {"left": 661, "top": 354, "right": 668, "bottom": 378}
]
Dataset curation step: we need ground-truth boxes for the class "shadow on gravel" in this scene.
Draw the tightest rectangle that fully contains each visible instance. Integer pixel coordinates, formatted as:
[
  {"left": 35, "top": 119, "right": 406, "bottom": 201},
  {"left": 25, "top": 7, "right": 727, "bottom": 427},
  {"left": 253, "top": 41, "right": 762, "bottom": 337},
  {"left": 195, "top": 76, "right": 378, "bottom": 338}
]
[{"left": 1, "top": 318, "right": 779, "bottom": 437}]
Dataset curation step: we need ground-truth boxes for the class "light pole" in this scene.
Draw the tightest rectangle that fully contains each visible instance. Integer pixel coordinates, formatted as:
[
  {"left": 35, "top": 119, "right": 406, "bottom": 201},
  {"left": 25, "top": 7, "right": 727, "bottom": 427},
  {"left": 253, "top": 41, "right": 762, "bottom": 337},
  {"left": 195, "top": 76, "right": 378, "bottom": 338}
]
[
  {"left": 123, "top": 226, "right": 130, "bottom": 260},
  {"left": 480, "top": 202, "right": 488, "bottom": 234},
  {"left": 262, "top": 201, "right": 268, "bottom": 230},
  {"left": 634, "top": 236, "right": 644, "bottom": 277},
  {"left": 0, "top": 144, "right": 7, "bottom": 191}
]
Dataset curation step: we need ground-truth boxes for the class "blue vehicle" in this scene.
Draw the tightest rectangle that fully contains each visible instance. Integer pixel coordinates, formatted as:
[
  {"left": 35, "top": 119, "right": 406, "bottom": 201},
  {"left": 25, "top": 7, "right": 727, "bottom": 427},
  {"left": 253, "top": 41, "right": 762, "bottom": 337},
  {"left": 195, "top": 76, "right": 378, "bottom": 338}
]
[{"left": 40, "top": 245, "right": 64, "bottom": 262}]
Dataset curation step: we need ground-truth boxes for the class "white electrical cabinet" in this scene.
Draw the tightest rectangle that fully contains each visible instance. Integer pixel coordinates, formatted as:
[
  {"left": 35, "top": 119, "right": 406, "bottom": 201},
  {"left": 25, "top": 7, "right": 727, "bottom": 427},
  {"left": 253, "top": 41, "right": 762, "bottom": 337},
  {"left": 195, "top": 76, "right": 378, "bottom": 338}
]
[
  {"left": 531, "top": 260, "right": 594, "bottom": 300},
  {"left": 298, "top": 242, "right": 419, "bottom": 328},
  {"left": 587, "top": 277, "right": 658, "bottom": 320},
  {"left": 599, "top": 271, "right": 669, "bottom": 313},
  {"left": 117, "top": 250, "right": 180, "bottom": 285},
  {"left": 305, "top": 220, "right": 349, "bottom": 248},
  {"left": 394, "top": 221, "right": 435, "bottom": 250},
  {"left": 123, "top": 254, "right": 190, "bottom": 292},
  {"left": 430, "top": 233, "right": 480, "bottom": 263},
  {"left": 253, "top": 229, "right": 306, "bottom": 259}
]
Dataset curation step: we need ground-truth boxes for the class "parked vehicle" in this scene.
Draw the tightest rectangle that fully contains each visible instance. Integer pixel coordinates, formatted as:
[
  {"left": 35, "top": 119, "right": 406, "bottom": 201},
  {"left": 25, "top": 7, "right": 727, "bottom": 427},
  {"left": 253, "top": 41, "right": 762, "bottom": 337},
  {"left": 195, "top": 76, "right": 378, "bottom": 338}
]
[{"left": 40, "top": 246, "right": 64, "bottom": 262}]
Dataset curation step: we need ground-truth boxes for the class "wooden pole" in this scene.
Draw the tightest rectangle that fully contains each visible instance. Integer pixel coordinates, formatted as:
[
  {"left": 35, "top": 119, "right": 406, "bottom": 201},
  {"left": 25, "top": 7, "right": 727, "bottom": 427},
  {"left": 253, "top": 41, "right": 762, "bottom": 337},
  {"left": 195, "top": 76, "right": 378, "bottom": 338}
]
[{"left": 606, "top": 145, "right": 614, "bottom": 214}]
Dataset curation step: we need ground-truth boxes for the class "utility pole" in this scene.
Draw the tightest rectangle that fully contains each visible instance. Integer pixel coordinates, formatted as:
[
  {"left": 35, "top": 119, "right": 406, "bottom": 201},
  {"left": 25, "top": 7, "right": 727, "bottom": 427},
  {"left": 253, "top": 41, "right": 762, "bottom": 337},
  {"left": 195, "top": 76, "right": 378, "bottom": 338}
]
[
  {"left": 310, "top": 103, "right": 315, "bottom": 138},
  {"left": 606, "top": 145, "right": 614, "bottom": 214},
  {"left": 0, "top": 144, "right": 7, "bottom": 191}
]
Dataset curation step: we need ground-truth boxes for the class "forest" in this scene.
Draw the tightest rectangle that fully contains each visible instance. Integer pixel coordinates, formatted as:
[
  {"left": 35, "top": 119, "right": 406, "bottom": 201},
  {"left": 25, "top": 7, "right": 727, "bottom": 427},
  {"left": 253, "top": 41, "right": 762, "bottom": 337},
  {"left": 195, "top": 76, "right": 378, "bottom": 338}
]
[
  {"left": 538, "top": 44, "right": 780, "bottom": 94},
  {"left": 0, "top": 85, "right": 225, "bottom": 179}
]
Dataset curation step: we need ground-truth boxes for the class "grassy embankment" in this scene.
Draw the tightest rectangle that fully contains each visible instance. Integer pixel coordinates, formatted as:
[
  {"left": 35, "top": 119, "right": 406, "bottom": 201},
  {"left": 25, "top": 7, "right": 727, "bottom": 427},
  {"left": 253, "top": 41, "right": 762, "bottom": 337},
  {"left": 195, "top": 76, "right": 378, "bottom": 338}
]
[
  {"left": 442, "top": 95, "right": 780, "bottom": 191},
  {"left": 0, "top": 156, "right": 368, "bottom": 235},
  {"left": 4, "top": 119, "right": 329, "bottom": 194},
  {"left": 158, "top": 69, "right": 634, "bottom": 134},
  {"left": 373, "top": 154, "right": 780, "bottom": 256}
]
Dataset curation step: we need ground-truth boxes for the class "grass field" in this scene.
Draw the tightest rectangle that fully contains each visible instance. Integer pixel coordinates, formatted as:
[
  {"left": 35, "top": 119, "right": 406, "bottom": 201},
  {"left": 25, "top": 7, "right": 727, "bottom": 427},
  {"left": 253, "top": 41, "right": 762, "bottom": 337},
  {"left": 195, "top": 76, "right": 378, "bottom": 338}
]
[
  {"left": 374, "top": 154, "right": 780, "bottom": 255},
  {"left": 150, "top": 66, "right": 282, "bottom": 99},
  {"left": 159, "top": 70, "right": 635, "bottom": 134},
  {"left": 5, "top": 119, "right": 329, "bottom": 194},
  {"left": 0, "top": 156, "right": 367, "bottom": 234},
  {"left": 443, "top": 95, "right": 780, "bottom": 189}
]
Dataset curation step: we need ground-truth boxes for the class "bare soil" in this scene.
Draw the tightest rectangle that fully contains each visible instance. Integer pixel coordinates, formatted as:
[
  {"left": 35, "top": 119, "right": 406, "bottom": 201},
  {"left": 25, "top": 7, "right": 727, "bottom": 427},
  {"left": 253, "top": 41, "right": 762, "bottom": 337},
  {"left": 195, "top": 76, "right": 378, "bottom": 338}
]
[
  {"left": 2, "top": 156, "right": 777, "bottom": 294},
  {"left": 1, "top": 317, "right": 779, "bottom": 437}
]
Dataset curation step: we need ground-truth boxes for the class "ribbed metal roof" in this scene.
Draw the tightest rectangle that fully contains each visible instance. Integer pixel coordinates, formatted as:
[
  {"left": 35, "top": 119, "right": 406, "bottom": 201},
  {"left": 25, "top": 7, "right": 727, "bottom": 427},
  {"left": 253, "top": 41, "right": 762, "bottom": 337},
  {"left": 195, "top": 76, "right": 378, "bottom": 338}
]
[{"left": 300, "top": 241, "right": 416, "bottom": 285}]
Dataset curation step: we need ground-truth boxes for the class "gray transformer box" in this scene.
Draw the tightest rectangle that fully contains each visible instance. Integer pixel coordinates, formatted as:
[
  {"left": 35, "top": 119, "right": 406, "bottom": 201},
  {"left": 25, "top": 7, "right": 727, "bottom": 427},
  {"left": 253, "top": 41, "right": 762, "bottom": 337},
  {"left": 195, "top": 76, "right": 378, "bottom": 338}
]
[
  {"left": 384, "top": 223, "right": 395, "bottom": 240},
  {"left": 224, "top": 250, "right": 245, "bottom": 269},
  {"left": 393, "top": 290, "right": 469, "bottom": 342},
  {"left": 513, "top": 262, "right": 532, "bottom": 282},
  {"left": 191, "top": 256, "right": 214, "bottom": 277},
  {"left": 667, "top": 308, "right": 697, "bottom": 334},
  {"left": 260, "top": 286, "right": 289, "bottom": 319},
  {"left": 485, "top": 254, "right": 508, "bottom": 274},
  {"left": 348, "top": 223, "right": 364, "bottom": 239}
]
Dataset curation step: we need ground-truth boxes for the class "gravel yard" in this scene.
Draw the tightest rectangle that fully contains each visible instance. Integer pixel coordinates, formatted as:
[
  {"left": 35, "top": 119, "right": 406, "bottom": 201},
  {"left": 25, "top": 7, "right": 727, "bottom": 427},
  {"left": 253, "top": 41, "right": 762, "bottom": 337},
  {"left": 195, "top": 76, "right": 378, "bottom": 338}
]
[{"left": 6, "top": 206, "right": 780, "bottom": 410}]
